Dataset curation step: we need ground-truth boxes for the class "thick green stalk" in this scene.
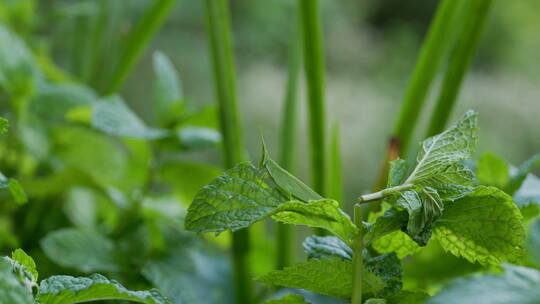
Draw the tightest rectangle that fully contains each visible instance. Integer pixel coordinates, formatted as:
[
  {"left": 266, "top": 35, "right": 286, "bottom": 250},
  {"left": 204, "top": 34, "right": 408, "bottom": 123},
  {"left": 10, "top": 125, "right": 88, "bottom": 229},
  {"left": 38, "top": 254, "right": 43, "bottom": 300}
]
[
  {"left": 391, "top": 0, "right": 465, "bottom": 156},
  {"left": 105, "top": 0, "right": 178, "bottom": 94},
  {"left": 204, "top": 0, "right": 250, "bottom": 303},
  {"left": 299, "top": 0, "right": 327, "bottom": 196},
  {"left": 276, "top": 21, "right": 302, "bottom": 270},
  {"left": 351, "top": 205, "right": 364, "bottom": 304},
  {"left": 425, "top": 0, "right": 493, "bottom": 137}
]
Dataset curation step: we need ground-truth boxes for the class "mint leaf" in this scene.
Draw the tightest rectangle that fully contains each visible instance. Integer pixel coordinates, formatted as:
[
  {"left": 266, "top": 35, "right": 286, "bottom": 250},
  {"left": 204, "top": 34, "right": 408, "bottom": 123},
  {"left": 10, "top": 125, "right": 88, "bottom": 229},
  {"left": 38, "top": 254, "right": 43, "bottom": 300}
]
[
  {"left": 185, "top": 162, "right": 287, "bottom": 233},
  {"left": 272, "top": 199, "right": 358, "bottom": 245},
  {"left": 256, "top": 258, "right": 385, "bottom": 299},
  {"left": 177, "top": 126, "right": 221, "bottom": 150},
  {"left": 428, "top": 265, "right": 540, "bottom": 304},
  {"left": 365, "top": 253, "right": 402, "bottom": 297},
  {"left": 0, "top": 117, "right": 8, "bottom": 133},
  {"left": 41, "top": 228, "right": 118, "bottom": 273},
  {"left": 37, "top": 274, "right": 170, "bottom": 304},
  {"left": 527, "top": 218, "right": 540, "bottom": 269},
  {"left": 364, "top": 208, "right": 407, "bottom": 246},
  {"left": 372, "top": 231, "right": 421, "bottom": 259},
  {"left": 477, "top": 152, "right": 509, "bottom": 188},
  {"left": 7, "top": 179, "right": 27, "bottom": 205},
  {"left": 404, "top": 110, "right": 477, "bottom": 198},
  {"left": 434, "top": 186, "right": 525, "bottom": 265},
  {"left": 266, "top": 295, "right": 309, "bottom": 304},
  {"left": 0, "top": 258, "right": 34, "bottom": 304},
  {"left": 386, "top": 290, "right": 429, "bottom": 304},
  {"left": 92, "top": 96, "right": 169, "bottom": 139},
  {"left": 513, "top": 173, "right": 540, "bottom": 208},
  {"left": 506, "top": 153, "right": 540, "bottom": 195},
  {"left": 387, "top": 159, "right": 408, "bottom": 187},
  {"left": 11, "top": 249, "right": 37, "bottom": 282},
  {"left": 262, "top": 145, "right": 323, "bottom": 202},
  {"left": 303, "top": 235, "right": 352, "bottom": 260},
  {"left": 153, "top": 51, "right": 184, "bottom": 126},
  {"left": 396, "top": 188, "right": 443, "bottom": 245}
]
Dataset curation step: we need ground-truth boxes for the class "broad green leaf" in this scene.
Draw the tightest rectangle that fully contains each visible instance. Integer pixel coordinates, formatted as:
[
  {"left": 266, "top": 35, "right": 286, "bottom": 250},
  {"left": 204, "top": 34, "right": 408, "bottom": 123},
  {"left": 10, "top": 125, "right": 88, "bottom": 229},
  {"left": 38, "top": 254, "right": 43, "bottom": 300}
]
[
  {"left": 176, "top": 126, "right": 221, "bottom": 150},
  {"left": 507, "top": 153, "right": 540, "bottom": 195},
  {"left": 364, "top": 208, "right": 407, "bottom": 246},
  {"left": 477, "top": 151, "right": 509, "bottom": 188},
  {"left": 185, "top": 162, "right": 287, "bottom": 233},
  {"left": 527, "top": 218, "right": 540, "bottom": 269},
  {"left": 63, "top": 187, "right": 98, "bottom": 228},
  {"left": 0, "top": 117, "right": 8, "bottom": 133},
  {"left": 37, "top": 274, "right": 170, "bottom": 304},
  {"left": 11, "top": 249, "right": 37, "bottom": 282},
  {"left": 404, "top": 110, "right": 477, "bottom": 197},
  {"left": 386, "top": 290, "right": 429, "bottom": 304},
  {"left": 41, "top": 228, "right": 118, "bottom": 273},
  {"left": 159, "top": 161, "right": 221, "bottom": 204},
  {"left": 272, "top": 199, "right": 358, "bottom": 245},
  {"left": 153, "top": 51, "right": 184, "bottom": 126},
  {"left": 364, "top": 299, "right": 385, "bottom": 304},
  {"left": 92, "top": 95, "right": 169, "bottom": 139},
  {"left": 513, "top": 173, "right": 540, "bottom": 208},
  {"left": 256, "top": 258, "right": 385, "bottom": 299},
  {"left": 372, "top": 231, "right": 421, "bottom": 259},
  {"left": 7, "top": 179, "right": 27, "bottom": 205},
  {"left": 387, "top": 159, "right": 408, "bottom": 188},
  {"left": 30, "top": 82, "right": 97, "bottom": 122},
  {"left": 365, "top": 253, "right": 402, "bottom": 297},
  {"left": 0, "top": 258, "right": 34, "bottom": 304},
  {"left": 428, "top": 265, "right": 540, "bottom": 304},
  {"left": 434, "top": 186, "right": 525, "bottom": 265},
  {"left": 266, "top": 294, "right": 309, "bottom": 304},
  {"left": 396, "top": 188, "right": 443, "bottom": 245},
  {"left": 303, "top": 235, "right": 352, "bottom": 260},
  {"left": 262, "top": 143, "right": 323, "bottom": 202}
]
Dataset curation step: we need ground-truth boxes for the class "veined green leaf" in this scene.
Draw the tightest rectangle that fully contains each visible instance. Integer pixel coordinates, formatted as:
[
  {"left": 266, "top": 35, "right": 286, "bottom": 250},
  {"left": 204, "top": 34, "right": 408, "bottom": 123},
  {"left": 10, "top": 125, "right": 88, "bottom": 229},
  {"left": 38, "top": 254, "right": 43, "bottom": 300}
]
[
  {"left": 262, "top": 145, "right": 323, "bottom": 202},
  {"left": 176, "top": 126, "right": 221, "bottom": 150},
  {"left": 477, "top": 151, "right": 509, "bottom": 189},
  {"left": 507, "top": 153, "right": 540, "bottom": 195},
  {"left": 303, "top": 235, "right": 352, "bottom": 260},
  {"left": 256, "top": 258, "right": 385, "bottom": 299},
  {"left": 434, "top": 186, "right": 525, "bottom": 265},
  {"left": 404, "top": 110, "right": 477, "bottom": 197},
  {"left": 272, "top": 199, "right": 358, "bottom": 245},
  {"left": 0, "top": 258, "right": 34, "bottom": 304},
  {"left": 387, "top": 159, "right": 408, "bottom": 188},
  {"left": 41, "top": 228, "right": 118, "bottom": 273},
  {"left": 396, "top": 188, "right": 443, "bottom": 245},
  {"left": 364, "top": 208, "right": 407, "bottom": 246},
  {"left": 0, "top": 117, "right": 8, "bottom": 133},
  {"left": 372, "top": 231, "right": 421, "bottom": 259},
  {"left": 266, "top": 295, "right": 309, "bottom": 304},
  {"left": 92, "top": 95, "right": 169, "bottom": 139},
  {"left": 365, "top": 253, "right": 402, "bottom": 297},
  {"left": 527, "top": 218, "right": 540, "bottom": 269},
  {"left": 428, "top": 265, "right": 540, "bottom": 304},
  {"left": 11, "top": 249, "right": 37, "bottom": 282},
  {"left": 37, "top": 274, "right": 170, "bottom": 304},
  {"left": 513, "top": 173, "right": 540, "bottom": 208},
  {"left": 153, "top": 51, "right": 184, "bottom": 126},
  {"left": 185, "top": 162, "right": 287, "bottom": 233}
]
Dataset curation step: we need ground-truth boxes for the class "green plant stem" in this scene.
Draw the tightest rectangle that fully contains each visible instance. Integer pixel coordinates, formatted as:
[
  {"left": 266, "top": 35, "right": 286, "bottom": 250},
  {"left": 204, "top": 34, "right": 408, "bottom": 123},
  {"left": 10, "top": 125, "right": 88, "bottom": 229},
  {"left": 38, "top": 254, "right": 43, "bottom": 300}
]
[
  {"left": 276, "top": 19, "right": 302, "bottom": 271},
  {"left": 358, "top": 184, "right": 414, "bottom": 204},
  {"left": 299, "top": 0, "right": 327, "bottom": 198},
  {"left": 390, "top": 0, "right": 465, "bottom": 156},
  {"left": 204, "top": 0, "right": 250, "bottom": 303},
  {"left": 104, "top": 0, "right": 178, "bottom": 94},
  {"left": 351, "top": 204, "right": 364, "bottom": 304},
  {"left": 425, "top": 0, "right": 494, "bottom": 137}
]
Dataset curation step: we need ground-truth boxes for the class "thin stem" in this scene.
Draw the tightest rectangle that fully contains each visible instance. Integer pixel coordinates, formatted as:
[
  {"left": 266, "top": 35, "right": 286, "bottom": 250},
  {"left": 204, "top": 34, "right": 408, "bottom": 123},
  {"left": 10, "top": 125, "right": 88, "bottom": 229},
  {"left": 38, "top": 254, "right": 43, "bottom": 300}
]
[
  {"left": 299, "top": 0, "right": 327, "bottom": 197},
  {"left": 358, "top": 184, "right": 414, "bottom": 204},
  {"left": 276, "top": 13, "right": 302, "bottom": 271},
  {"left": 105, "top": 0, "right": 178, "bottom": 94},
  {"left": 425, "top": 0, "right": 494, "bottom": 137},
  {"left": 204, "top": 0, "right": 250, "bottom": 303},
  {"left": 391, "top": 0, "right": 465, "bottom": 155},
  {"left": 351, "top": 205, "right": 364, "bottom": 304}
]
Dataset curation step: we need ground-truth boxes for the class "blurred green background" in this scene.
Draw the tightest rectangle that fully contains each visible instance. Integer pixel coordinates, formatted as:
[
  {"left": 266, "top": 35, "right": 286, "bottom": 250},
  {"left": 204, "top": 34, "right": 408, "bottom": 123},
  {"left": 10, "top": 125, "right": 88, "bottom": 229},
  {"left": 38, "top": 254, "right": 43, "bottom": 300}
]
[{"left": 7, "top": 0, "right": 538, "bottom": 205}]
